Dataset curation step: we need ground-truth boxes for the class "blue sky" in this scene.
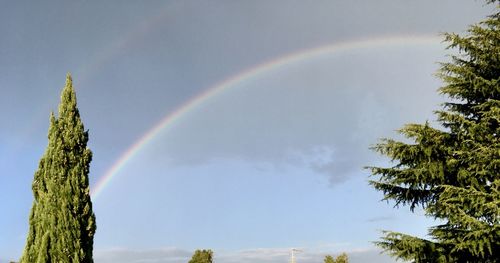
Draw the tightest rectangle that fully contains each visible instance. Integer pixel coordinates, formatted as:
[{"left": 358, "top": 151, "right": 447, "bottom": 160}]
[{"left": 0, "top": 1, "right": 495, "bottom": 262}]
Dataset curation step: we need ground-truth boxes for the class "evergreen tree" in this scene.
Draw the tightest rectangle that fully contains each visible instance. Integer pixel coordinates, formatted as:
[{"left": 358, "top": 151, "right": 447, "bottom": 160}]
[
  {"left": 20, "top": 74, "right": 96, "bottom": 263},
  {"left": 188, "top": 249, "right": 213, "bottom": 263},
  {"left": 367, "top": 2, "right": 499, "bottom": 262}
]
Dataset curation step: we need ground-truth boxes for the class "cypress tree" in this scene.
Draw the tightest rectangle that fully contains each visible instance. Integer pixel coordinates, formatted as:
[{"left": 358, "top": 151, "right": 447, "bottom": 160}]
[
  {"left": 20, "top": 74, "right": 96, "bottom": 263},
  {"left": 367, "top": 2, "right": 499, "bottom": 262}
]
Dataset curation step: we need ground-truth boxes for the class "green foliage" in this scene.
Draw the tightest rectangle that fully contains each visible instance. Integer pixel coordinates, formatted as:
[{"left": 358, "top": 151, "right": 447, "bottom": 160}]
[
  {"left": 188, "top": 249, "right": 213, "bottom": 263},
  {"left": 324, "top": 253, "right": 348, "bottom": 263},
  {"left": 367, "top": 2, "right": 499, "bottom": 262},
  {"left": 324, "top": 255, "right": 335, "bottom": 263},
  {"left": 20, "top": 74, "right": 96, "bottom": 263},
  {"left": 334, "top": 253, "right": 348, "bottom": 263}
]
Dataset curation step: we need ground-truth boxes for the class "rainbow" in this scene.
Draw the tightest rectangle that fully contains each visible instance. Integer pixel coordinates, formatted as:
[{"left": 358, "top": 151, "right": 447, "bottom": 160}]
[
  {"left": 76, "top": 5, "right": 171, "bottom": 85},
  {"left": 90, "top": 34, "right": 443, "bottom": 200}
]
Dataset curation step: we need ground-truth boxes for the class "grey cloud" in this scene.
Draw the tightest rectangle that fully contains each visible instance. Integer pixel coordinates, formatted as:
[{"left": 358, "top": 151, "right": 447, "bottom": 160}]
[
  {"left": 284, "top": 145, "right": 357, "bottom": 185},
  {"left": 146, "top": 50, "right": 444, "bottom": 185},
  {"left": 311, "top": 160, "right": 354, "bottom": 185}
]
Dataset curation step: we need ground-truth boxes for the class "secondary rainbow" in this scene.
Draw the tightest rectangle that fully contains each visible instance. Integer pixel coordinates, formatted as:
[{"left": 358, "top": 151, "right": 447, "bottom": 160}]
[
  {"left": 76, "top": 3, "right": 172, "bottom": 86},
  {"left": 90, "top": 34, "right": 443, "bottom": 200}
]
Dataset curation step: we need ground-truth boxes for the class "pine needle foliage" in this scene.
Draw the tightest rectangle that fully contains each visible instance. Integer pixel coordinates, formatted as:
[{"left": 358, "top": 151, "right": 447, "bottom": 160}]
[
  {"left": 188, "top": 249, "right": 213, "bottom": 263},
  {"left": 20, "top": 74, "right": 96, "bottom": 263},
  {"left": 367, "top": 3, "right": 499, "bottom": 262}
]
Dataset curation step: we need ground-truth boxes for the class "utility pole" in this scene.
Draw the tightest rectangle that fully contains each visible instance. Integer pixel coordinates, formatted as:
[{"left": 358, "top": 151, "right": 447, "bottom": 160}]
[{"left": 289, "top": 248, "right": 303, "bottom": 263}]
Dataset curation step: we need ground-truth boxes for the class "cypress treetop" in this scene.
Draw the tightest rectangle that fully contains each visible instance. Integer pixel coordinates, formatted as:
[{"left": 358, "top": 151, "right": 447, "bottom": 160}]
[{"left": 21, "top": 74, "right": 96, "bottom": 263}]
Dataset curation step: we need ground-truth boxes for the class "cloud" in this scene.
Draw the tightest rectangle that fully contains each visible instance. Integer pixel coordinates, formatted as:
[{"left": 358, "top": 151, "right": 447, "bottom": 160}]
[
  {"left": 366, "top": 216, "right": 396, "bottom": 223},
  {"left": 285, "top": 145, "right": 356, "bottom": 185},
  {"left": 218, "top": 248, "right": 290, "bottom": 263},
  {"left": 94, "top": 247, "right": 192, "bottom": 263},
  {"left": 94, "top": 247, "right": 397, "bottom": 263},
  {"left": 144, "top": 50, "right": 443, "bottom": 186}
]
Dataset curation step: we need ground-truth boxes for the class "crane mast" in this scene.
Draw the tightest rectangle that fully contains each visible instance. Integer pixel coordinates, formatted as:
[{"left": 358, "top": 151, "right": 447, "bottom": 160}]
[{"left": 289, "top": 248, "right": 303, "bottom": 263}]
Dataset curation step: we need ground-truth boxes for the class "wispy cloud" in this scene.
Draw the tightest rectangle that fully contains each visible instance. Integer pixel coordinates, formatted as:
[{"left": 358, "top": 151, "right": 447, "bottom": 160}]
[
  {"left": 94, "top": 247, "right": 192, "bottom": 263},
  {"left": 94, "top": 246, "right": 396, "bottom": 263},
  {"left": 366, "top": 216, "right": 395, "bottom": 223}
]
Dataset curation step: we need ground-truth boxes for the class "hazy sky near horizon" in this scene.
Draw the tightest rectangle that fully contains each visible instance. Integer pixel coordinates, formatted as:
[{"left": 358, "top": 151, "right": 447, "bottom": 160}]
[{"left": 0, "top": 1, "right": 495, "bottom": 263}]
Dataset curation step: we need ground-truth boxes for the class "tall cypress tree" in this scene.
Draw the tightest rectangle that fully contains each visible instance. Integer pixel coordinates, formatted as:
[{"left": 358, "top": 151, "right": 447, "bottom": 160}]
[
  {"left": 367, "top": 2, "right": 499, "bottom": 262},
  {"left": 21, "top": 74, "right": 96, "bottom": 263}
]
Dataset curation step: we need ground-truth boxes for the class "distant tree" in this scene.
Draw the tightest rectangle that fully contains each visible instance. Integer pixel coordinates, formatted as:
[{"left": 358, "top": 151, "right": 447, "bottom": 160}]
[
  {"left": 20, "top": 74, "right": 96, "bottom": 263},
  {"left": 188, "top": 249, "right": 213, "bottom": 263},
  {"left": 324, "top": 255, "right": 335, "bottom": 263},
  {"left": 334, "top": 253, "right": 348, "bottom": 263},
  {"left": 324, "top": 253, "right": 348, "bottom": 263},
  {"left": 367, "top": 1, "right": 499, "bottom": 262}
]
